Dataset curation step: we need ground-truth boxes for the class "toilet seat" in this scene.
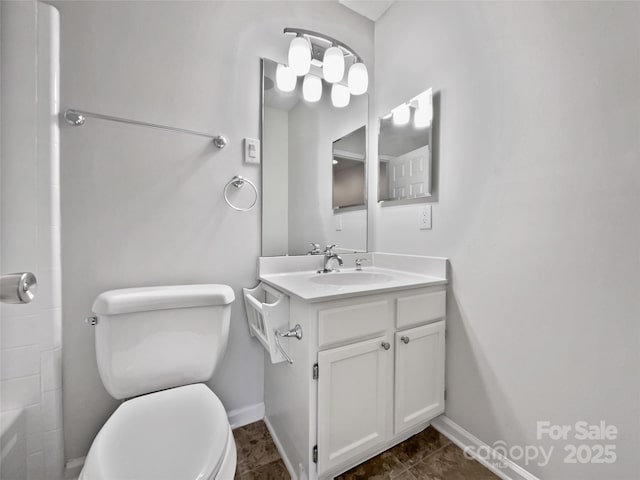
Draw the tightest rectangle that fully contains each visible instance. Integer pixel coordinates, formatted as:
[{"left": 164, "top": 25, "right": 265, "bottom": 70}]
[{"left": 80, "top": 384, "right": 233, "bottom": 480}]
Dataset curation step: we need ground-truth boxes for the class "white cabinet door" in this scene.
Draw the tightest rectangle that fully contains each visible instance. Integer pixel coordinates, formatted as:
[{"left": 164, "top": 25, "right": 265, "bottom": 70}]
[
  {"left": 317, "top": 336, "right": 392, "bottom": 474},
  {"left": 394, "top": 321, "right": 445, "bottom": 435}
]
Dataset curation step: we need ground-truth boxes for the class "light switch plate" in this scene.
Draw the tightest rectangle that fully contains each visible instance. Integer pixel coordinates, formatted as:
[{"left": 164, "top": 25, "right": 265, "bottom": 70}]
[
  {"left": 244, "top": 138, "right": 260, "bottom": 164},
  {"left": 419, "top": 205, "right": 432, "bottom": 230},
  {"left": 334, "top": 215, "right": 343, "bottom": 231}
]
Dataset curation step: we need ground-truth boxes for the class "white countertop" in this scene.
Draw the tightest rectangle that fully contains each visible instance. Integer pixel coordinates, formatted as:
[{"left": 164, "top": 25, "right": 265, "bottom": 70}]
[{"left": 258, "top": 253, "right": 448, "bottom": 302}]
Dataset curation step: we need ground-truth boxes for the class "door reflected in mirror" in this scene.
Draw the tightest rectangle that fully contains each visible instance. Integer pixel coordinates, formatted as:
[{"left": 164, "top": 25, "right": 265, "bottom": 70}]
[
  {"left": 261, "top": 58, "right": 369, "bottom": 257},
  {"left": 378, "top": 88, "right": 432, "bottom": 204}
]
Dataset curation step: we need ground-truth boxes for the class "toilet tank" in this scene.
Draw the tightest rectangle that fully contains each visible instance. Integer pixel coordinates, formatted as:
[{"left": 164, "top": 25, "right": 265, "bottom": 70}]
[{"left": 91, "top": 284, "right": 235, "bottom": 400}]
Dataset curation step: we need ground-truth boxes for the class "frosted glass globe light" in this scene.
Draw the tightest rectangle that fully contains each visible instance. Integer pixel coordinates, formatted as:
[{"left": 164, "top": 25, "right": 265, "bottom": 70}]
[
  {"left": 348, "top": 62, "right": 368, "bottom": 95},
  {"left": 275, "top": 64, "right": 296, "bottom": 93},
  {"left": 414, "top": 105, "right": 433, "bottom": 128},
  {"left": 302, "top": 74, "right": 322, "bottom": 102},
  {"left": 392, "top": 104, "right": 410, "bottom": 126},
  {"left": 331, "top": 84, "right": 350, "bottom": 108},
  {"left": 288, "top": 36, "right": 311, "bottom": 76},
  {"left": 323, "top": 47, "right": 345, "bottom": 83}
]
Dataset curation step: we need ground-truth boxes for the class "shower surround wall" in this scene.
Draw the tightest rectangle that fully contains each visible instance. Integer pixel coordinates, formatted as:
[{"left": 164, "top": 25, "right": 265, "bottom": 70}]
[
  {"left": 372, "top": 2, "right": 640, "bottom": 479},
  {"left": 51, "top": 0, "right": 373, "bottom": 466},
  {"left": 0, "top": 2, "right": 64, "bottom": 480}
]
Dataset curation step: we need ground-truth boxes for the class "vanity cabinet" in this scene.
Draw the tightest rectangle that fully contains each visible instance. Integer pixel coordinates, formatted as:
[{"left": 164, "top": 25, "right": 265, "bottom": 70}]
[
  {"left": 394, "top": 321, "right": 445, "bottom": 435},
  {"left": 317, "top": 320, "right": 445, "bottom": 474},
  {"left": 262, "top": 284, "right": 447, "bottom": 480},
  {"left": 317, "top": 335, "right": 392, "bottom": 472}
]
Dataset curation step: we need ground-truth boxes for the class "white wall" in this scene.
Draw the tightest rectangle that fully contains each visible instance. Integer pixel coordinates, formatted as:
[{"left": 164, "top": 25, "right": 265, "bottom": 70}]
[
  {"left": 262, "top": 106, "right": 289, "bottom": 256},
  {"left": 51, "top": 0, "right": 373, "bottom": 462},
  {"left": 288, "top": 92, "right": 369, "bottom": 254},
  {"left": 373, "top": 2, "right": 640, "bottom": 479},
  {"left": 0, "top": 2, "right": 64, "bottom": 479}
]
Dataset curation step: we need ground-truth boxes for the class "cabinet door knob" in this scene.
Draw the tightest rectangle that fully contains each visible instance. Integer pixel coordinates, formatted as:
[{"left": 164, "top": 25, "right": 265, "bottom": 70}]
[
  {"left": 401, "top": 336, "right": 410, "bottom": 344},
  {"left": 381, "top": 342, "right": 391, "bottom": 350}
]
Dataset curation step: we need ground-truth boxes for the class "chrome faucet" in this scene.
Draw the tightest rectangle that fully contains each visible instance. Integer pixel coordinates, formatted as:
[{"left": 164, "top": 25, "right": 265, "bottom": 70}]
[{"left": 318, "top": 245, "right": 343, "bottom": 273}]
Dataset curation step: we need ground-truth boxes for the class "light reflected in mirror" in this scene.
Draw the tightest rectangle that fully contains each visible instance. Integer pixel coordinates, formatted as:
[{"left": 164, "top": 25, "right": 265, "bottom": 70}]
[
  {"left": 378, "top": 88, "right": 433, "bottom": 203},
  {"left": 261, "top": 58, "right": 368, "bottom": 257}
]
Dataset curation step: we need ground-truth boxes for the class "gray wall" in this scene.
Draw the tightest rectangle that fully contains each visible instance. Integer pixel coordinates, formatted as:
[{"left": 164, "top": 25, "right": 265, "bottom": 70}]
[
  {"left": 373, "top": 2, "right": 639, "bottom": 479},
  {"left": 53, "top": 0, "right": 373, "bottom": 462}
]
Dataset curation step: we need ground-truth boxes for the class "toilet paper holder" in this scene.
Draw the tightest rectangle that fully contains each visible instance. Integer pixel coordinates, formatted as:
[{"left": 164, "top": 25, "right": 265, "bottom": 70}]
[{"left": 0, "top": 272, "right": 38, "bottom": 304}]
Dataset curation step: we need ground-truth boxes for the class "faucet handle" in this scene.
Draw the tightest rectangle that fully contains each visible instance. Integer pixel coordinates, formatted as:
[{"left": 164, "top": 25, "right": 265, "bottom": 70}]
[
  {"left": 325, "top": 244, "right": 337, "bottom": 253},
  {"left": 355, "top": 258, "right": 369, "bottom": 270},
  {"left": 307, "top": 243, "right": 321, "bottom": 255}
]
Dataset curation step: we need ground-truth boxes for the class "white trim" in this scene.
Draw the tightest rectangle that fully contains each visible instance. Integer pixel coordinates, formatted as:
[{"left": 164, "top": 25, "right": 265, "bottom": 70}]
[
  {"left": 64, "top": 456, "right": 85, "bottom": 480},
  {"left": 430, "top": 415, "right": 540, "bottom": 480},
  {"left": 227, "top": 402, "right": 265, "bottom": 429},
  {"left": 264, "top": 416, "right": 298, "bottom": 480},
  {"left": 333, "top": 149, "right": 365, "bottom": 161}
]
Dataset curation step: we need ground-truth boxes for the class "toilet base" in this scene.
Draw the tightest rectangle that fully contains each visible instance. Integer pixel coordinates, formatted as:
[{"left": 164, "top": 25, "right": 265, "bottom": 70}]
[{"left": 216, "top": 425, "right": 238, "bottom": 479}]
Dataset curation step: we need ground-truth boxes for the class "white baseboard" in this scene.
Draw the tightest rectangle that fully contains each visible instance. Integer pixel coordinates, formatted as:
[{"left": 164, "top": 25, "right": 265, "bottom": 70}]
[
  {"left": 227, "top": 402, "right": 265, "bottom": 429},
  {"left": 264, "top": 416, "right": 299, "bottom": 480},
  {"left": 430, "top": 415, "right": 540, "bottom": 480},
  {"left": 65, "top": 402, "right": 266, "bottom": 479}
]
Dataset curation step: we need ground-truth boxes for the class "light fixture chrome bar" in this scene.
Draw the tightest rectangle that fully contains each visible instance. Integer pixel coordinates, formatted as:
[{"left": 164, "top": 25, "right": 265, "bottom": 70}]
[
  {"left": 283, "top": 27, "right": 362, "bottom": 62},
  {"left": 63, "top": 109, "right": 228, "bottom": 148}
]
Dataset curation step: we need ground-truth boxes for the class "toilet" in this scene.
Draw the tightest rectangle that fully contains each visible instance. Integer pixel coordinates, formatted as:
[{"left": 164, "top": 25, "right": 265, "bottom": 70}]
[{"left": 79, "top": 284, "right": 237, "bottom": 480}]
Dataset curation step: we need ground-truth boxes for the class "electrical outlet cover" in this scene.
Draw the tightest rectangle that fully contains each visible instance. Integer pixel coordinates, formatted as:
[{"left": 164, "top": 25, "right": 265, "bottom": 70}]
[{"left": 419, "top": 205, "right": 432, "bottom": 230}]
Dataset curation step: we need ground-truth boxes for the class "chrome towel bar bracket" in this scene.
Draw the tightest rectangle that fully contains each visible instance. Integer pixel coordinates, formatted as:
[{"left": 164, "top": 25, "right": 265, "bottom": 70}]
[
  {"left": 63, "top": 109, "right": 229, "bottom": 148},
  {"left": 274, "top": 324, "right": 303, "bottom": 364},
  {"left": 278, "top": 324, "right": 303, "bottom": 340},
  {"left": 223, "top": 175, "right": 258, "bottom": 212}
]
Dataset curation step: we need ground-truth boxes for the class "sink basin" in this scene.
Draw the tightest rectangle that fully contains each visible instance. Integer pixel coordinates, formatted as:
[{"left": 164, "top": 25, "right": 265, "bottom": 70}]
[{"left": 310, "top": 271, "right": 394, "bottom": 286}]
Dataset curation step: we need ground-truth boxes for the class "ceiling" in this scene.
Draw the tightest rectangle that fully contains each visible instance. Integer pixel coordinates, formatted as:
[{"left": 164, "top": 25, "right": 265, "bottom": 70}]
[{"left": 338, "top": 0, "right": 395, "bottom": 22}]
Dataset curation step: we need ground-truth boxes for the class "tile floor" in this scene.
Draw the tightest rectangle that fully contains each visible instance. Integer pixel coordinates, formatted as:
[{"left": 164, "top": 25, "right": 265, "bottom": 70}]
[{"left": 233, "top": 421, "right": 500, "bottom": 479}]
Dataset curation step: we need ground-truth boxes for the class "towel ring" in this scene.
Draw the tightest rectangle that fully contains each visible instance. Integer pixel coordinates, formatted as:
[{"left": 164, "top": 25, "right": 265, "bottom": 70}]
[{"left": 223, "top": 175, "right": 258, "bottom": 212}]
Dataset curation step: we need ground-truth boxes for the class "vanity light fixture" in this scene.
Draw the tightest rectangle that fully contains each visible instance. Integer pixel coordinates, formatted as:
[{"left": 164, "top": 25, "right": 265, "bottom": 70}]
[
  {"left": 288, "top": 36, "right": 311, "bottom": 76},
  {"left": 331, "top": 83, "right": 350, "bottom": 108},
  {"left": 303, "top": 74, "right": 322, "bottom": 102},
  {"left": 348, "top": 62, "right": 368, "bottom": 95},
  {"left": 283, "top": 28, "right": 368, "bottom": 107},
  {"left": 323, "top": 46, "right": 345, "bottom": 83},
  {"left": 392, "top": 104, "right": 411, "bottom": 126},
  {"left": 275, "top": 64, "right": 296, "bottom": 92}
]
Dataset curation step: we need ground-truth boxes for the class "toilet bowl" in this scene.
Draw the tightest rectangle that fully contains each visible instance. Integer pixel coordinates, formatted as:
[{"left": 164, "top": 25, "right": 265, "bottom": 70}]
[
  {"left": 80, "top": 384, "right": 236, "bottom": 480},
  {"left": 79, "top": 285, "right": 236, "bottom": 479}
]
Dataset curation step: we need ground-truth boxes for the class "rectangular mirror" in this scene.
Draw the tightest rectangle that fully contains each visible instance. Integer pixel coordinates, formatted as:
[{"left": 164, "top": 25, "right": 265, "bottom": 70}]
[
  {"left": 378, "top": 88, "right": 433, "bottom": 204},
  {"left": 261, "top": 58, "right": 368, "bottom": 256}
]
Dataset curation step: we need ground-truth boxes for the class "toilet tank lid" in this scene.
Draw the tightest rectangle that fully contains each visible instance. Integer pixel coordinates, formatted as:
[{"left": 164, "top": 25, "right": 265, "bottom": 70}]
[{"left": 92, "top": 284, "right": 235, "bottom": 315}]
